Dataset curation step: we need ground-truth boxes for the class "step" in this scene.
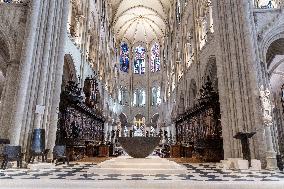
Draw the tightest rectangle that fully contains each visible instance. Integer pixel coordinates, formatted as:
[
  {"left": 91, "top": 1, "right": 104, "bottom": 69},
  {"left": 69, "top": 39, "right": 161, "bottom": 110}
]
[
  {"left": 88, "top": 167, "right": 188, "bottom": 175},
  {"left": 98, "top": 163, "right": 184, "bottom": 169}
]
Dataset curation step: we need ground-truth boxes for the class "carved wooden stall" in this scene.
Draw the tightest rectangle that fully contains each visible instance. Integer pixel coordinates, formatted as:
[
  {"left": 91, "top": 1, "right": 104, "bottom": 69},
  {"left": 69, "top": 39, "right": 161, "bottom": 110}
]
[
  {"left": 56, "top": 79, "right": 105, "bottom": 161},
  {"left": 174, "top": 79, "right": 223, "bottom": 162}
]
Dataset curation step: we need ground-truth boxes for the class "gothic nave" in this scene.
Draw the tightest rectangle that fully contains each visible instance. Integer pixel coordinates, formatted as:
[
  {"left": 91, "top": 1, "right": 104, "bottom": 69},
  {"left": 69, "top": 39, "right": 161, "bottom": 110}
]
[{"left": 0, "top": 0, "right": 284, "bottom": 188}]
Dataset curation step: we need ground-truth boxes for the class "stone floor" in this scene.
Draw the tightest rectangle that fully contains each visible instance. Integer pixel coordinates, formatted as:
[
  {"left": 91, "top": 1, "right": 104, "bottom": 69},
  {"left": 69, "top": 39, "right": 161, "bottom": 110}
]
[
  {"left": 0, "top": 156, "right": 284, "bottom": 189},
  {"left": 1, "top": 162, "right": 284, "bottom": 181}
]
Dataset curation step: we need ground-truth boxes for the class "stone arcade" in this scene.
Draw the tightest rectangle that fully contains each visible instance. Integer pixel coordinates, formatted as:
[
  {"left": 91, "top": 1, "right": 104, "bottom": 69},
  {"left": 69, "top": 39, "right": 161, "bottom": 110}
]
[{"left": 0, "top": 0, "right": 284, "bottom": 188}]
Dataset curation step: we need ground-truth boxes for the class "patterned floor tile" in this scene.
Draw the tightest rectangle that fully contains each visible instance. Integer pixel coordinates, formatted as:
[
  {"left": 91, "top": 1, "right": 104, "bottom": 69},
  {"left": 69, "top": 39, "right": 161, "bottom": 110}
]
[{"left": 0, "top": 161, "right": 284, "bottom": 182}]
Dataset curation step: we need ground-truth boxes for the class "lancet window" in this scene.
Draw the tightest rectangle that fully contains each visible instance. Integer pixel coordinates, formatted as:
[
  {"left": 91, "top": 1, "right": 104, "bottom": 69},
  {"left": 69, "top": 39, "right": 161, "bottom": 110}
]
[
  {"left": 120, "top": 42, "right": 130, "bottom": 72},
  {"left": 133, "top": 88, "right": 146, "bottom": 107},
  {"left": 134, "top": 46, "right": 146, "bottom": 74},
  {"left": 151, "top": 43, "right": 161, "bottom": 72}
]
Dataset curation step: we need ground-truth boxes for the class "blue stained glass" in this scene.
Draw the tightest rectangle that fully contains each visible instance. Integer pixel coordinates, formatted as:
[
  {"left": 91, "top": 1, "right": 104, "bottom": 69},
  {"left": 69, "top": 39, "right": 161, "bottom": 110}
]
[
  {"left": 120, "top": 42, "right": 129, "bottom": 72},
  {"left": 134, "top": 46, "right": 146, "bottom": 74}
]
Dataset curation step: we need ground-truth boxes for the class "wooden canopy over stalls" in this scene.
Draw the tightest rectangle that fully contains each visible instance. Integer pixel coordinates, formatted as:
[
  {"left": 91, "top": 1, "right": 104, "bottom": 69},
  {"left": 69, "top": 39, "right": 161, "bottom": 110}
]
[
  {"left": 174, "top": 78, "right": 223, "bottom": 162},
  {"left": 56, "top": 80, "right": 105, "bottom": 160}
]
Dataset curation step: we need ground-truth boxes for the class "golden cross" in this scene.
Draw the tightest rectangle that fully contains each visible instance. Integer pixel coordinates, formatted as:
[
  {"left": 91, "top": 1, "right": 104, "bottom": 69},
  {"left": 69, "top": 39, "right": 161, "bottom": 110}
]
[{"left": 135, "top": 118, "right": 144, "bottom": 128}]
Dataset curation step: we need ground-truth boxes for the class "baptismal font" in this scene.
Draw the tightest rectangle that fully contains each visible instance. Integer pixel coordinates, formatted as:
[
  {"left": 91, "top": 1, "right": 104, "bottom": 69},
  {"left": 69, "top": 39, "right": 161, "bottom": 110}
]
[{"left": 118, "top": 124, "right": 161, "bottom": 158}]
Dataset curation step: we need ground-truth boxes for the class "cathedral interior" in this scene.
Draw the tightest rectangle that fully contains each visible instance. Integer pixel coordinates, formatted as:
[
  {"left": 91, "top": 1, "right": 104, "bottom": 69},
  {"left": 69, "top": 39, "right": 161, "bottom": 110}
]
[{"left": 0, "top": 0, "right": 284, "bottom": 188}]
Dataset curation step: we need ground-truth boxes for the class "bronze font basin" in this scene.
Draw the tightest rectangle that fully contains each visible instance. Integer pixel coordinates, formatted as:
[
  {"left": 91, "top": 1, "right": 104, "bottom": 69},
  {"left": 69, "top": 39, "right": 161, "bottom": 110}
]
[{"left": 118, "top": 137, "right": 161, "bottom": 158}]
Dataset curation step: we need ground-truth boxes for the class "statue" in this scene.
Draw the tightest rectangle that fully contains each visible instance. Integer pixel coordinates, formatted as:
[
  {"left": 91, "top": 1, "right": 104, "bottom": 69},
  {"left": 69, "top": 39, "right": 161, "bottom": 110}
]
[
  {"left": 123, "top": 126, "right": 128, "bottom": 137},
  {"left": 83, "top": 77, "right": 93, "bottom": 108},
  {"left": 129, "top": 130, "right": 133, "bottom": 137},
  {"left": 259, "top": 85, "right": 278, "bottom": 169},
  {"left": 71, "top": 119, "right": 80, "bottom": 139},
  {"left": 259, "top": 85, "right": 273, "bottom": 125}
]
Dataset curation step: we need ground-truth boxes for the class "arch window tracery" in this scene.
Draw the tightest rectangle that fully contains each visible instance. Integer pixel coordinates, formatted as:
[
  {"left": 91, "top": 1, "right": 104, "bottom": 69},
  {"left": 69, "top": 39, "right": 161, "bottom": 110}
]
[
  {"left": 151, "top": 43, "right": 161, "bottom": 72},
  {"left": 118, "top": 86, "right": 129, "bottom": 106},
  {"left": 133, "top": 88, "right": 146, "bottom": 107},
  {"left": 185, "top": 32, "right": 194, "bottom": 68},
  {"left": 134, "top": 46, "right": 146, "bottom": 74},
  {"left": 151, "top": 86, "right": 161, "bottom": 106}
]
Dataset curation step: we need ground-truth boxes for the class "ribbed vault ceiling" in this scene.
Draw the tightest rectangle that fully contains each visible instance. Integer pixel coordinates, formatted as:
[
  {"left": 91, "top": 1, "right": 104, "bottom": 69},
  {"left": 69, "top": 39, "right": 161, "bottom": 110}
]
[{"left": 110, "top": 0, "right": 171, "bottom": 45}]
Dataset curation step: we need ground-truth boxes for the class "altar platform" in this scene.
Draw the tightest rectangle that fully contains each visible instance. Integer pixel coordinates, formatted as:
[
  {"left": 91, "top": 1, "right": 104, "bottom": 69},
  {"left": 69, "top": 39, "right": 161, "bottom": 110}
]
[{"left": 88, "top": 155, "right": 188, "bottom": 174}]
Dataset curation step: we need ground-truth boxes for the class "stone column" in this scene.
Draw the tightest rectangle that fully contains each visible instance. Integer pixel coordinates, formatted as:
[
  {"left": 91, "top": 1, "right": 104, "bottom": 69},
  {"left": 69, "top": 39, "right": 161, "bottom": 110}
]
[
  {"left": 43, "top": 0, "right": 63, "bottom": 134},
  {"left": 104, "top": 121, "right": 109, "bottom": 141},
  {"left": 19, "top": 0, "right": 50, "bottom": 149},
  {"left": 32, "top": 0, "right": 56, "bottom": 130},
  {"left": 117, "top": 117, "right": 122, "bottom": 137},
  {"left": 111, "top": 119, "right": 116, "bottom": 143},
  {"left": 265, "top": 123, "right": 278, "bottom": 169},
  {"left": 9, "top": 0, "right": 42, "bottom": 145},
  {"left": 213, "top": 0, "right": 266, "bottom": 161},
  {"left": 209, "top": 4, "right": 214, "bottom": 33},
  {"left": 46, "top": 0, "right": 70, "bottom": 153},
  {"left": 171, "top": 123, "right": 176, "bottom": 144},
  {"left": 161, "top": 122, "right": 166, "bottom": 144},
  {"left": 79, "top": 0, "right": 90, "bottom": 88},
  {"left": 108, "top": 119, "right": 113, "bottom": 142}
]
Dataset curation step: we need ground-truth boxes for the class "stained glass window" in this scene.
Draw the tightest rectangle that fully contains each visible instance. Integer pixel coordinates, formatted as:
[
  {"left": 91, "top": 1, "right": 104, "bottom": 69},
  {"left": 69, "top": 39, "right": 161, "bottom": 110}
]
[
  {"left": 151, "top": 43, "right": 161, "bottom": 72},
  {"left": 120, "top": 42, "right": 129, "bottom": 72},
  {"left": 134, "top": 46, "right": 146, "bottom": 74}
]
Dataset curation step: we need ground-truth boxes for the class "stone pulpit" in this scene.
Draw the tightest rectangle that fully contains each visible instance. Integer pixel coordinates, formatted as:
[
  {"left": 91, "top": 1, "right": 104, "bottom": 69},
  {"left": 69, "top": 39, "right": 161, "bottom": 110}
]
[{"left": 234, "top": 132, "right": 256, "bottom": 167}]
